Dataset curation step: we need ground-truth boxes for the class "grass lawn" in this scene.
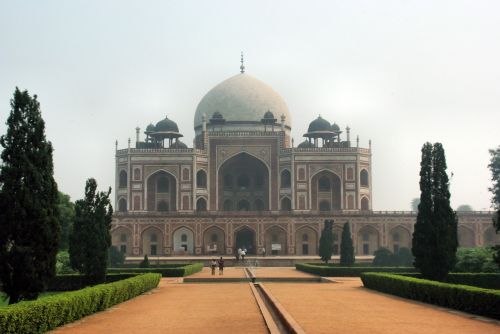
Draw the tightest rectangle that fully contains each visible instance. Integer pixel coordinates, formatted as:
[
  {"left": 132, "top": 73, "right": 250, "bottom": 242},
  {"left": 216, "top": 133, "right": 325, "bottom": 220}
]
[{"left": 0, "top": 291, "right": 62, "bottom": 307}]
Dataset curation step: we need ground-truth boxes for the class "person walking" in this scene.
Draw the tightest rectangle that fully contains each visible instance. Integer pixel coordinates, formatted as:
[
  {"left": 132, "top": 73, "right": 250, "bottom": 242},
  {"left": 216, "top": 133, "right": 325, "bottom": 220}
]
[
  {"left": 241, "top": 249, "right": 246, "bottom": 262},
  {"left": 262, "top": 247, "right": 266, "bottom": 257},
  {"left": 210, "top": 259, "right": 217, "bottom": 276},
  {"left": 218, "top": 257, "right": 224, "bottom": 275}
]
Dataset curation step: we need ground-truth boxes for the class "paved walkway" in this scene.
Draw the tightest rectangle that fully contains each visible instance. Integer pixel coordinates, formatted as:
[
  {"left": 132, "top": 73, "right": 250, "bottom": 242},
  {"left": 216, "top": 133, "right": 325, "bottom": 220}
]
[
  {"left": 189, "top": 267, "right": 246, "bottom": 278},
  {"left": 51, "top": 269, "right": 499, "bottom": 333},
  {"left": 265, "top": 278, "right": 499, "bottom": 334},
  {"left": 51, "top": 280, "right": 267, "bottom": 334}
]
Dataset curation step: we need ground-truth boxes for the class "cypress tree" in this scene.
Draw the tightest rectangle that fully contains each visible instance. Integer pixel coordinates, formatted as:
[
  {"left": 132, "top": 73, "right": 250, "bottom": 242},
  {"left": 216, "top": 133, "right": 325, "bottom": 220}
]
[
  {"left": 412, "top": 143, "right": 434, "bottom": 277},
  {"left": 340, "top": 222, "right": 355, "bottom": 265},
  {"left": 488, "top": 147, "right": 500, "bottom": 266},
  {"left": 69, "top": 178, "right": 113, "bottom": 284},
  {"left": 319, "top": 219, "right": 334, "bottom": 263},
  {"left": 0, "top": 88, "right": 60, "bottom": 304},
  {"left": 412, "top": 142, "right": 457, "bottom": 280},
  {"left": 431, "top": 143, "right": 458, "bottom": 279}
]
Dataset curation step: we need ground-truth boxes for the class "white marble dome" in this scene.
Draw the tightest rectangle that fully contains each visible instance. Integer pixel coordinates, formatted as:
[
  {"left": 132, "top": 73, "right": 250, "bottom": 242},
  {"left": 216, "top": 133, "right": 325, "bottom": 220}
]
[{"left": 194, "top": 73, "right": 291, "bottom": 129}]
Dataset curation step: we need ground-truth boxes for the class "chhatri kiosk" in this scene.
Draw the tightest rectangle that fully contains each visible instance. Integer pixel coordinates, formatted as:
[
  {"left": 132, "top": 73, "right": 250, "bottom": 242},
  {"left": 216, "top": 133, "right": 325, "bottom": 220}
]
[{"left": 112, "top": 58, "right": 496, "bottom": 261}]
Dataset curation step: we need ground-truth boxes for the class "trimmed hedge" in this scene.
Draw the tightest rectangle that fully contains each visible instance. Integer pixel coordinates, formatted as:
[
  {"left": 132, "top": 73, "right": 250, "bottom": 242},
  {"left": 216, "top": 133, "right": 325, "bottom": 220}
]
[
  {"left": 48, "top": 273, "right": 138, "bottom": 291},
  {"left": 0, "top": 273, "right": 161, "bottom": 334},
  {"left": 401, "top": 273, "right": 500, "bottom": 290},
  {"left": 361, "top": 272, "right": 500, "bottom": 320},
  {"left": 296, "top": 263, "right": 416, "bottom": 276},
  {"left": 114, "top": 263, "right": 190, "bottom": 269},
  {"left": 108, "top": 262, "right": 203, "bottom": 277}
]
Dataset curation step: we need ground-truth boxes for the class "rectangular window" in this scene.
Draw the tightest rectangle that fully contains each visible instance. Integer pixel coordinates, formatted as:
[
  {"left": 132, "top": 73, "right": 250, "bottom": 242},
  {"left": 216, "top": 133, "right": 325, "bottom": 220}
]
[
  {"left": 363, "top": 243, "right": 369, "bottom": 255},
  {"left": 393, "top": 244, "right": 400, "bottom": 254},
  {"left": 302, "top": 244, "right": 309, "bottom": 255},
  {"left": 151, "top": 245, "right": 157, "bottom": 256},
  {"left": 333, "top": 244, "right": 339, "bottom": 255},
  {"left": 120, "top": 245, "right": 126, "bottom": 254}
]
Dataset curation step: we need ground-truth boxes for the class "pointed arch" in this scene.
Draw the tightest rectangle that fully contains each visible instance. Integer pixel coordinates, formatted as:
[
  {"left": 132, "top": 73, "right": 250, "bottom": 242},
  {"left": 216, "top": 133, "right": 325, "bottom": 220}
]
[
  {"left": 172, "top": 226, "right": 195, "bottom": 255},
  {"left": 295, "top": 226, "right": 318, "bottom": 255},
  {"left": 310, "top": 169, "right": 342, "bottom": 211},
  {"left": 145, "top": 169, "right": 177, "bottom": 212},
  {"left": 141, "top": 226, "right": 164, "bottom": 256}
]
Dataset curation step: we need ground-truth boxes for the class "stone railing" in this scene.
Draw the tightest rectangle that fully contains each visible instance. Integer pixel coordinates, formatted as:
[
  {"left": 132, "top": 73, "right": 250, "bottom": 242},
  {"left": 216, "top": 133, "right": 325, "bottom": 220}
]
[
  {"left": 281, "top": 147, "right": 370, "bottom": 154},
  {"left": 116, "top": 148, "right": 205, "bottom": 155}
]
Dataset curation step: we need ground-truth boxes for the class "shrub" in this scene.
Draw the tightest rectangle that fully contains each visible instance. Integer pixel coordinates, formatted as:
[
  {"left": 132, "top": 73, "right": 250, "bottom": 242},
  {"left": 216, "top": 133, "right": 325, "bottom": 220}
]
[
  {"left": 48, "top": 273, "right": 138, "bottom": 291},
  {"left": 140, "top": 255, "right": 150, "bottom": 268},
  {"left": 361, "top": 272, "right": 500, "bottom": 320},
  {"left": 0, "top": 273, "right": 161, "bottom": 333},
  {"left": 108, "top": 246, "right": 125, "bottom": 267},
  {"left": 108, "top": 263, "right": 203, "bottom": 277},
  {"left": 454, "top": 247, "right": 499, "bottom": 273},
  {"left": 295, "top": 263, "right": 415, "bottom": 277},
  {"left": 395, "top": 247, "right": 414, "bottom": 266},
  {"left": 372, "top": 247, "right": 394, "bottom": 266},
  {"left": 56, "top": 251, "right": 75, "bottom": 275},
  {"left": 401, "top": 272, "right": 500, "bottom": 290}
]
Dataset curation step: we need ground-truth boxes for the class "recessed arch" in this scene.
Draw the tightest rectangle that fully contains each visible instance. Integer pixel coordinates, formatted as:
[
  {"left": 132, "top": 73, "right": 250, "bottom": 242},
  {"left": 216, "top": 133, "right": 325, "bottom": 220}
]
[
  {"left": 281, "top": 197, "right": 292, "bottom": 211},
  {"left": 202, "top": 225, "right": 225, "bottom": 255},
  {"left": 295, "top": 226, "right": 318, "bottom": 255},
  {"left": 196, "top": 169, "right": 207, "bottom": 188},
  {"left": 357, "top": 225, "right": 380, "bottom": 255},
  {"left": 118, "top": 197, "right": 127, "bottom": 212},
  {"left": 218, "top": 152, "right": 270, "bottom": 211},
  {"left": 119, "top": 170, "right": 127, "bottom": 188},
  {"left": 280, "top": 169, "right": 291, "bottom": 188},
  {"left": 361, "top": 196, "right": 370, "bottom": 210},
  {"left": 141, "top": 226, "right": 163, "bottom": 256},
  {"left": 264, "top": 225, "right": 287, "bottom": 255},
  {"left": 172, "top": 226, "right": 194, "bottom": 255},
  {"left": 196, "top": 197, "right": 207, "bottom": 211},
  {"left": 458, "top": 225, "right": 475, "bottom": 248},
  {"left": 360, "top": 169, "right": 369, "bottom": 187},
  {"left": 311, "top": 169, "right": 342, "bottom": 211},
  {"left": 111, "top": 226, "right": 133, "bottom": 256},
  {"left": 234, "top": 226, "right": 257, "bottom": 255},
  {"left": 388, "top": 225, "right": 412, "bottom": 253},
  {"left": 483, "top": 226, "right": 500, "bottom": 246},
  {"left": 146, "top": 170, "right": 177, "bottom": 212}
]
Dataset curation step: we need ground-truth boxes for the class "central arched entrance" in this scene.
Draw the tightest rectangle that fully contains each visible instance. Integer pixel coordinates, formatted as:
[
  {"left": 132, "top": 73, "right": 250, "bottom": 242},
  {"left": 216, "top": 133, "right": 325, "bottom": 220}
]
[
  {"left": 218, "top": 153, "right": 269, "bottom": 211},
  {"left": 235, "top": 227, "right": 256, "bottom": 255}
]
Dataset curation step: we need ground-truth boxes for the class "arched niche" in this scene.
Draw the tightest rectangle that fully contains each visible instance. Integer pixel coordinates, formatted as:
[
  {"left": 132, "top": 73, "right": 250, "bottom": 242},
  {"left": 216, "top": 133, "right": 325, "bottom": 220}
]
[
  {"left": 118, "top": 198, "right": 127, "bottom": 212},
  {"left": 141, "top": 227, "right": 163, "bottom": 256},
  {"left": 280, "top": 169, "right": 291, "bottom": 188},
  {"left": 295, "top": 227, "right": 317, "bottom": 255},
  {"left": 196, "top": 170, "right": 207, "bottom": 188},
  {"left": 203, "top": 226, "right": 225, "bottom": 255},
  {"left": 119, "top": 170, "right": 127, "bottom": 188},
  {"left": 264, "top": 226, "right": 287, "bottom": 255},
  {"left": 388, "top": 226, "right": 411, "bottom": 253},
  {"left": 111, "top": 227, "right": 132, "bottom": 256},
  {"left": 458, "top": 226, "right": 475, "bottom": 248},
  {"left": 173, "top": 227, "right": 194, "bottom": 255},
  {"left": 357, "top": 226, "right": 379, "bottom": 255},
  {"left": 196, "top": 197, "right": 207, "bottom": 211},
  {"left": 281, "top": 197, "right": 292, "bottom": 211},
  {"left": 146, "top": 170, "right": 177, "bottom": 212},
  {"left": 360, "top": 169, "right": 369, "bottom": 187},
  {"left": 218, "top": 153, "right": 269, "bottom": 211},
  {"left": 235, "top": 227, "right": 256, "bottom": 255},
  {"left": 311, "top": 170, "right": 341, "bottom": 210}
]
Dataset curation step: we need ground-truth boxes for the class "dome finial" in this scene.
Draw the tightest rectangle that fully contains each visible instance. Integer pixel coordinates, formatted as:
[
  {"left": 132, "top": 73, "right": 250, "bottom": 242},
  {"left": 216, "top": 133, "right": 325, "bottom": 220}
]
[{"left": 240, "top": 51, "right": 245, "bottom": 73}]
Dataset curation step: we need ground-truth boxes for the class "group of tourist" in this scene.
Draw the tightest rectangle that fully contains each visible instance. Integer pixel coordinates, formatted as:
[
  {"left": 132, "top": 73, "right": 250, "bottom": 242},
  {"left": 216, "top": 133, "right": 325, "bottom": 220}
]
[{"left": 210, "top": 257, "right": 224, "bottom": 275}]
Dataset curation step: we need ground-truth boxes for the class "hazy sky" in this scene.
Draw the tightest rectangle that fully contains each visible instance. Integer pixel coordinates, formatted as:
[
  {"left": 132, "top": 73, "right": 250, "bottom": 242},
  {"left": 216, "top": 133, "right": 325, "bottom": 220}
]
[{"left": 1, "top": 1, "right": 499, "bottom": 210}]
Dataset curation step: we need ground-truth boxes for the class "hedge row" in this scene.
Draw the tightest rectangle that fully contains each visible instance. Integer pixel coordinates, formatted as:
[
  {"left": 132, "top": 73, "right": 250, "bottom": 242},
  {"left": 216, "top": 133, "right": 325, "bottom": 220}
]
[
  {"left": 295, "top": 263, "right": 415, "bottom": 276},
  {"left": 0, "top": 273, "right": 161, "bottom": 334},
  {"left": 361, "top": 272, "right": 500, "bottom": 320},
  {"left": 401, "top": 273, "right": 500, "bottom": 290},
  {"left": 114, "top": 263, "right": 189, "bottom": 269},
  {"left": 48, "top": 273, "right": 138, "bottom": 291},
  {"left": 108, "top": 262, "right": 203, "bottom": 277}
]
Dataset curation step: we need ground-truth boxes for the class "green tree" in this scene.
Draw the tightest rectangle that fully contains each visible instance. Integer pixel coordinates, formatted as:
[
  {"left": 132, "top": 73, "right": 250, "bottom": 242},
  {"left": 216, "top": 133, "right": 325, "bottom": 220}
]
[
  {"left": 0, "top": 88, "right": 60, "bottom": 304},
  {"left": 411, "top": 197, "right": 420, "bottom": 211},
  {"left": 319, "top": 219, "right": 334, "bottom": 264},
  {"left": 396, "top": 247, "right": 414, "bottom": 267},
  {"left": 488, "top": 146, "right": 500, "bottom": 266},
  {"left": 108, "top": 246, "right": 125, "bottom": 267},
  {"left": 456, "top": 204, "right": 473, "bottom": 211},
  {"left": 412, "top": 143, "right": 458, "bottom": 281},
  {"left": 57, "top": 192, "right": 75, "bottom": 250},
  {"left": 340, "top": 222, "right": 355, "bottom": 265},
  {"left": 373, "top": 247, "right": 394, "bottom": 266},
  {"left": 69, "top": 178, "right": 113, "bottom": 284}
]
